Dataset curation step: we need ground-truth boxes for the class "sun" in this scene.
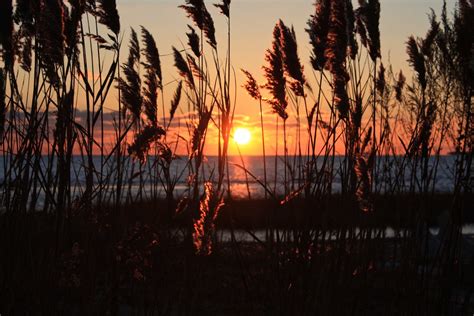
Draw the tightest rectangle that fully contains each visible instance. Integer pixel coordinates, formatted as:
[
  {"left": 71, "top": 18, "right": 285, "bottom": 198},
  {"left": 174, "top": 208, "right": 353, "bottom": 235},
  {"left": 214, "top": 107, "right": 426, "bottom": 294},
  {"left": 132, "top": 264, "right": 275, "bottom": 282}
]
[{"left": 233, "top": 128, "right": 251, "bottom": 145}]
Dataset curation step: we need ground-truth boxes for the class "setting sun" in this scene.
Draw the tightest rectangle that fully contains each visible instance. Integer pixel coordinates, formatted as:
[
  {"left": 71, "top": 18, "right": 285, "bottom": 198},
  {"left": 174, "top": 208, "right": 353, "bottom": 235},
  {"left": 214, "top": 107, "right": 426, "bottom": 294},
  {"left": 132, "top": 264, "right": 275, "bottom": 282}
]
[{"left": 233, "top": 128, "right": 251, "bottom": 145}]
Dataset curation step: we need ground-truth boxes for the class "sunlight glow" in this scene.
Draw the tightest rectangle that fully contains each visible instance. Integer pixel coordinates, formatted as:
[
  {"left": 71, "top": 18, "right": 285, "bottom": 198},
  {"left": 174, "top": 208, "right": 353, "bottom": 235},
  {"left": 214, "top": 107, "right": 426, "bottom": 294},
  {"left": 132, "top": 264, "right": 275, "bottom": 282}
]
[{"left": 234, "top": 128, "right": 251, "bottom": 145}]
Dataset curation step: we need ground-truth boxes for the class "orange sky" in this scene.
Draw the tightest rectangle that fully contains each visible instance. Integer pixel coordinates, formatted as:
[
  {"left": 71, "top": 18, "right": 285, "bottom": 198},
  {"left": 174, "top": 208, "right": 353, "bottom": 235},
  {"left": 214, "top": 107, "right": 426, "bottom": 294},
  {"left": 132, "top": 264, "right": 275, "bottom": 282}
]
[{"left": 75, "top": 0, "right": 457, "bottom": 156}]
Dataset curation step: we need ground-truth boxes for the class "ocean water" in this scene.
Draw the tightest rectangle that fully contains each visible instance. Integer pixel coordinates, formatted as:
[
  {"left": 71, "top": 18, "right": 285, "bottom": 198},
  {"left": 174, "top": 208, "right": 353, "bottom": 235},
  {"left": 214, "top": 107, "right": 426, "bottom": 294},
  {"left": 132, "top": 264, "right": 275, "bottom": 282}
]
[{"left": 0, "top": 155, "right": 462, "bottom": 208}]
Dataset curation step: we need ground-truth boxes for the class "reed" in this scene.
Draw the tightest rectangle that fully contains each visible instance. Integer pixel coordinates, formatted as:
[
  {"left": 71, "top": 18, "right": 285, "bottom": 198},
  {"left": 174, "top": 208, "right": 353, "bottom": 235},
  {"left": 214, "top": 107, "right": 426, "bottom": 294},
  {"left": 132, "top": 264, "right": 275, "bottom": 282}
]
[{"left": 0, "top": 0, "right": 472, "bottom": 314}]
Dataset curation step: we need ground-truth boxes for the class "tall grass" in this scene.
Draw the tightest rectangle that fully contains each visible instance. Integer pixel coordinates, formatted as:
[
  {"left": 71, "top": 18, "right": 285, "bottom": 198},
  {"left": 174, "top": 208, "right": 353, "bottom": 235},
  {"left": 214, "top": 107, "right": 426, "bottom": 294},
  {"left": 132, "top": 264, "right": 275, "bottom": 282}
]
[{"left": 0, "top": 0, "right": 472, "bottom": 314}]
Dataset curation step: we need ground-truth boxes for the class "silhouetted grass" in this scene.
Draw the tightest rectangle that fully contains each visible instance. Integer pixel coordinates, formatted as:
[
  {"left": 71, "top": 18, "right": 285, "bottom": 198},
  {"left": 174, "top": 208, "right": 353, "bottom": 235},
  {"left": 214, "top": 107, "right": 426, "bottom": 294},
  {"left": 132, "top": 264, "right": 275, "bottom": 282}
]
[{"left": 0, "top": 0, "right": 472, "bottom": 314}]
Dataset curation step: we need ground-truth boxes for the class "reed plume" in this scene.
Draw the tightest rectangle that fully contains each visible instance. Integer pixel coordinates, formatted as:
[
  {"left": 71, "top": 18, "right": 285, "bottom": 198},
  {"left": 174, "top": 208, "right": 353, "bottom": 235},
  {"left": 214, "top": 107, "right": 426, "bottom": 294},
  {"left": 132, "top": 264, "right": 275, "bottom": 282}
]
[
  {"left": 306, "top": 0, "right": 331, "bottom": 71},
  {"left": 179, "top": 0, "right": 205, "bottom": 30},
  {"left": 157, "top": 142, "right": 173, "bottom": 165},
  {"left": 64, "top": 1, "right": 84, "bottom": 58},
  {"left": 191, "top": 110, "right": 212, "bottom": 153},
  {"left": 142, "top": 69, "right": 158, "bottom": 126},
  {"left": 128, "top": 125, "right": 166, "bottom": 163},
  {"left": 333, "top": 77, "right": 350, "bottom": 119},
  {"left": 409, "top": 101, "right": 437, "bottom": 157},
  {"left": 96, "top": 0, "right": 121, "bottom": 35},
  {"left": 193, "top": 181, "right": 224, "bottom": 255},
  {"left": 325, "top": 0, "right": 348, "bottom": 72},
  {"left": 179, "top": 0, "right": 217, "bottom": 48},
  {"left": 141, "top": 27, "right": 162, "bottom": 125},
  {"left": 201, "top": 5, "right": 217, "bottom": 49},
  {"left": 173, "top": 47, "right": 195, "bottom": 89},
  {"left": 117, "top": 28, "right": 142, "bottom": 123},
  {"left": 186, "top": 25, "right": 201, "bottom": 58},
  {"left": 345, "top": 0, "right": 358, "bottom": 59},
  {"left": 267, "top": 98, "right": 288, "bottom": 122},
  {"left": 356, "top": 0, "right": 381, "bottom": 61},
  {"left": 169, "top": 81, "right": 183, "bottom": 126},
  {"left": 279, "top": 20, "right": 306, "bottom": 96},
  {"left": 263, "top": 24, "right": 288, "bottom": 120},
  {"left": 351, "top": 95, "right": 362, "bottom": 131},
  {"left": 354, "top": 152, "right": 374, "bottom": 212},
  {"left": 241, "top": 69, "right": 261, "bottom": 100},
  {"left": 406, "top": 36, "right": 427, "bottom": 91},
  {"left": 353, "top": 127, "right": 374, "bottom": 212},
  {"left": 376, "top": 63, "right": 385, "bottom": 96},
  {"left": 129, "top": 28, "right": 140, "bottom": 62},
  {"left": 394, "top": 70, "right": 405, "bottom": 102},
  {"left": 419, "top": 101, "right": 437, "bottom": 157},
  {"left": 325, "top": 0, "right": 350, "bottom": 118},
  {"left": 141, "top": 27, "right": 163, "bottom": 88},
  {"left": 214, "top": 0, "right": 231, "bottom": 17},
  {"left": 37, "top": 0, "right": 65, "bottom": 83}
]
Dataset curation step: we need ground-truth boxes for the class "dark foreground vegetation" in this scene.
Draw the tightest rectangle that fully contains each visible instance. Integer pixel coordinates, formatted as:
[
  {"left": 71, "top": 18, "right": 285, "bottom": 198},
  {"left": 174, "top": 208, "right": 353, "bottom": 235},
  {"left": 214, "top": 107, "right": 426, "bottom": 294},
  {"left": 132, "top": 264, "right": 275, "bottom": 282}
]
[
  {"left": 1, "top": 193, "right": 474, "bottom": 314},
  {"left": 0, "top": 0, "right": 473, "bottom": 314},
  {"left": 0, "top": 195, "right": 474, "bottom": 315}
]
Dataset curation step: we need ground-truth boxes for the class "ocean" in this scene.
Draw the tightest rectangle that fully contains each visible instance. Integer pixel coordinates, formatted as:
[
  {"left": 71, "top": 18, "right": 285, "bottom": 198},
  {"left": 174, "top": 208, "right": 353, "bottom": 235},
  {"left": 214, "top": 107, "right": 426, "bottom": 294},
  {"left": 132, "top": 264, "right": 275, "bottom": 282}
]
[{"left": 0, "top": 155, "right": 461, "bottom": 209}]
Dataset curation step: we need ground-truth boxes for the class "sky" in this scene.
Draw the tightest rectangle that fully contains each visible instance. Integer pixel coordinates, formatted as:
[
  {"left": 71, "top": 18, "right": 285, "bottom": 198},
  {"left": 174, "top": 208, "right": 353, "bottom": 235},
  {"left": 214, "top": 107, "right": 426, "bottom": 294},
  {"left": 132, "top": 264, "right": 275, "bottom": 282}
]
[
  {"left": 103, "top": 0, "right": 457, "bottom": 155},
  {"left": 114, "top": 0, "right": 455, "bottom": 82}
]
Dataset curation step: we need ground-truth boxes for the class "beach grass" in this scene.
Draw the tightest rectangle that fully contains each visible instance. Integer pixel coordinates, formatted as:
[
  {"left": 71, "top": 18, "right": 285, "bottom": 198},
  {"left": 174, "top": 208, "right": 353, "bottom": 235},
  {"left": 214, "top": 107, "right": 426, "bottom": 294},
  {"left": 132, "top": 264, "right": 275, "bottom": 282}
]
[{"left": 0, "top": 0, "right": 472, "bottom": 313}]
